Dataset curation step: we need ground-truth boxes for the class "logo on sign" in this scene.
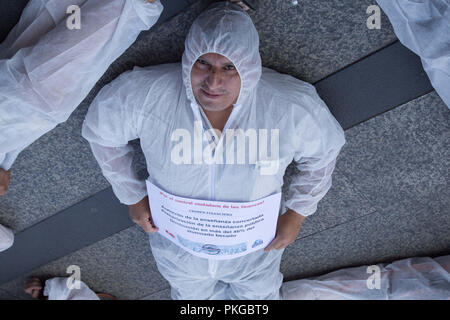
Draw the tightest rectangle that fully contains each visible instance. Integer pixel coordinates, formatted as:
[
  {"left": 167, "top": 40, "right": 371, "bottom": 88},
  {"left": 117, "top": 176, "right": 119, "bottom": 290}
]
[
  {"left": 201, "top": 244, "right": 221, "bottom": 255},
  {"left": 252, "top": 239, "right": 263, "bottom": 248}
]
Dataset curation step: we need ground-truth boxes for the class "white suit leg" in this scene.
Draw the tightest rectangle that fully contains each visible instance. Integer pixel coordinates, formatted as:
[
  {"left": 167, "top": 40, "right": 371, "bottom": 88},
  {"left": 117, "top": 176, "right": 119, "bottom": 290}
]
[
  {"left": 149, "top": 232, "right": 284, "bottom": 300},
  {"left": 0, "top": 0, "right": 87, "bottom": 59},
  {"left": 149, "top": 233, "right": 229, "bottom": 300},
  {"left": 0, "top": 0, "right": 163, "bottom": 170},
  {"left": 226, "top": 249, "right": 284, "bottom": 300}
]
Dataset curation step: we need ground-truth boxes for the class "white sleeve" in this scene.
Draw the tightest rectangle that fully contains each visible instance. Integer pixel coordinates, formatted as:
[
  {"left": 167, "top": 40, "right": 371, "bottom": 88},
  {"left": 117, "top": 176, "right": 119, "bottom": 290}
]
[
  {"left": 82, "top": 68, "right": 150, "bottom": 205},
  {"left": 376, "top": 0, "right": 450, "bottom": 108},
  {"left": 283, "top": 88, "right": 346, "bottom": 217},
  {"left": 375, "top": 0, "right": 448, "bottom": 59},
  {"left": 0, "top": 0, "right": 163, "bottom": 170}
]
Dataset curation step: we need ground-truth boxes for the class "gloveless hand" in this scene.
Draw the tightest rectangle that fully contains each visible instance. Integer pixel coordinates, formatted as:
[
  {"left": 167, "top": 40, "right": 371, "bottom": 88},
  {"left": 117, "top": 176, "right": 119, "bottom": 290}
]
[
  {"left": 129, "top": 195, "right": 159, "bottom": 233},
  {"left": 264, "top": 209, "right": 305, "bottom": 252}
]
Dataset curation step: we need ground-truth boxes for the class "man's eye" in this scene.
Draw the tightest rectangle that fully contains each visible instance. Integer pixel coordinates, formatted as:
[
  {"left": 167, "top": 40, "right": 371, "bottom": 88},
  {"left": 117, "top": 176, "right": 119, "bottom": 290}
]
[
  {"left": 225, "top": 65, "right": 236, "bottom": 71},
  {"left": 197, "top": 59, "right": 208, "bottom": 65}
]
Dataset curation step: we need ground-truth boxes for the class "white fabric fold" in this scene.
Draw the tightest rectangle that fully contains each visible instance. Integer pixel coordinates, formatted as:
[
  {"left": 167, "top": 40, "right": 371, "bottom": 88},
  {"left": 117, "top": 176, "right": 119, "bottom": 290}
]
[{"left": 376, "top": 0, "right": 450, "bottom": 108}]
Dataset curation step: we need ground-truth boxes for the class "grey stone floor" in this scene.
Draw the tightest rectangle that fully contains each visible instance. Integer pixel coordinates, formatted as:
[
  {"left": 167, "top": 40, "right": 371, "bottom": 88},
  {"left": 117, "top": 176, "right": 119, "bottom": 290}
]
[
  {"left": 1, "top": 0, "right": 449, "bottom": 299},
  {"left": 1, "top": 91, "right": 448, "bottom": 300}
]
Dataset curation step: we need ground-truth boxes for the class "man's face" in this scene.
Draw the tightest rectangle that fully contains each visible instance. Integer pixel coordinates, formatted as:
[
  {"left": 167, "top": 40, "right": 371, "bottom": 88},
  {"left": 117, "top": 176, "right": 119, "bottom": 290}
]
[{"left": 191, "top": 53, "right": 241, "bottom": 112}]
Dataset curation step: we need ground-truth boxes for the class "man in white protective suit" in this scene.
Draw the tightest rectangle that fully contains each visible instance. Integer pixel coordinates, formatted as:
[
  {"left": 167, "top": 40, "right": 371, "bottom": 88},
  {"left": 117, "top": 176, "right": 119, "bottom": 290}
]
[
  {"left": 0, "top": 0, "right": 164, "bottom": 196},
  {"left": 82, "top": 2, "right": 346, "bottom": 300}
]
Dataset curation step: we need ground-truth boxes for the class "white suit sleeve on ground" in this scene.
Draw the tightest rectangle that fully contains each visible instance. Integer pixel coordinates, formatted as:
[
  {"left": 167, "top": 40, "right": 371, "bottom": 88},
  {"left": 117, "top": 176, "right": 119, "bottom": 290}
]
[
  {"left": 0, "top": 223, "right": 14, "bottom": 252},
  {"left": 281, "top": 255, "right": 450, "bottom": 300},
  {"left": 44, "top": 277, "right": 99, "bottom": 300},
  {"left": 284, "top": 87, "right": 346, "bottom": 217},
  {"left": 376, "top": 0, "right": 450, "bottom": 108},
  {"left": 82, "top": 69, "right": 151, "bottom": 205},
  {"left": 0, "top": 0, "right": 164, "bottom": 170}
]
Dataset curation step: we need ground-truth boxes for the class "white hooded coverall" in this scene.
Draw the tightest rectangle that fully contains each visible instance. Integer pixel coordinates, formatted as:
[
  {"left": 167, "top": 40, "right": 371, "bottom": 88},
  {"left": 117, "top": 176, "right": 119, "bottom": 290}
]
[
  {"left": 82, "top": 2, "right": 346, "bottom": 299},
  {"left": 0, "top": 0, "right": 164, "bottom": 170},
  {"left": 376, "top": 0, "right": 450, "bottom": 108}
]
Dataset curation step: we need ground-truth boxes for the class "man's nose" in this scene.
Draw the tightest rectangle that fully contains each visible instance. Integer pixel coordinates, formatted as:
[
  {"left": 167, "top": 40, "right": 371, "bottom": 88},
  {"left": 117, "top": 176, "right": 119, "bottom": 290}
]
[{"left": 206, "top": 70, "right": 223, "bottom": 90}]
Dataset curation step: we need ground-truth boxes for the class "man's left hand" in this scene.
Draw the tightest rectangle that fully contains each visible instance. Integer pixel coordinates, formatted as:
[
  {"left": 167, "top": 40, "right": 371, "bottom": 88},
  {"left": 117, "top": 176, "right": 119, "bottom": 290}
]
[{"left": 264, "top": 209, "right": 305, "bottom": 252}]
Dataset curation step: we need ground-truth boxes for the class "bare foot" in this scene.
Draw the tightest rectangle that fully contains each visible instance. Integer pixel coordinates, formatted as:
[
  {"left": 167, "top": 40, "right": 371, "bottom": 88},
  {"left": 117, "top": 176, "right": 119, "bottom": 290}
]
[
  {"left": 230, "top": 0, "right": 250, "bottom": 11},
  {"left": 24, "top": 277, "right": 43, "bottom": 300}
]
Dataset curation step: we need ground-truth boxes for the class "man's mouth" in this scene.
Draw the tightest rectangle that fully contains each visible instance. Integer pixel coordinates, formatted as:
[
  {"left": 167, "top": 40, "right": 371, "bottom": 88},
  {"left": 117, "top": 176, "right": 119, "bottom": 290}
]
[{"left": 201, "top": 89, "right": 223, "bottom": 99}]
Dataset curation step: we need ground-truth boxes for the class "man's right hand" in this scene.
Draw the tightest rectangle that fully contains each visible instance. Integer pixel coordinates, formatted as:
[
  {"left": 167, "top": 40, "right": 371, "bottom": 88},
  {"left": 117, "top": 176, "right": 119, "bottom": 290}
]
[
  {"left": 0, "top": 169, "right": 11, "bottom": 196},
  {"left": 129, "top": 196, "right": 159, "bottom": 233}
]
